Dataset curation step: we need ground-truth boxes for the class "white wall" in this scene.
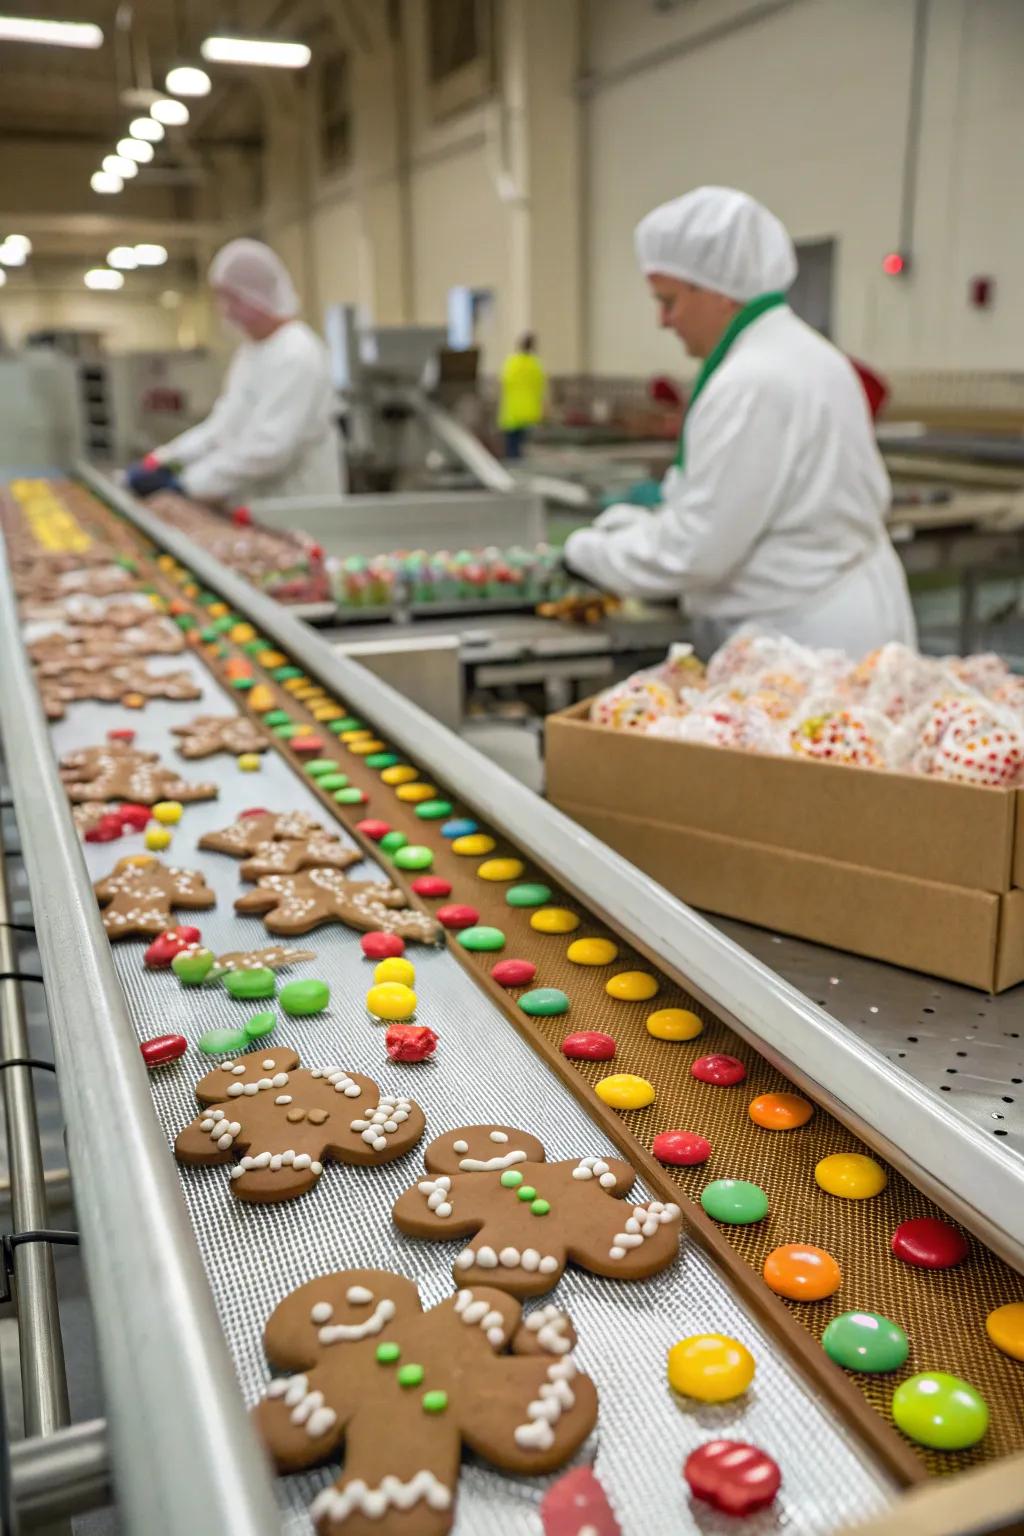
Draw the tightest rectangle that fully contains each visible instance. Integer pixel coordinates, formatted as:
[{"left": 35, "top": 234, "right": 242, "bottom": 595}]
[{"left": 1, "top": 287, "right": 188, "bottom": 351}]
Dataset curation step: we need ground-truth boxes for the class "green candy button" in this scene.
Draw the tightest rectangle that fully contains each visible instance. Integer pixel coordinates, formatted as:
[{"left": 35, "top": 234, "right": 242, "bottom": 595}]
[
  {"left": 304, "top": 759, "right": 339, "bottom": 777},
  {"left": 422, "top": 1391, "right": 448, "bottom": 1414},
  {"left": 244, "top": 1011, "right": 277, "bottom": 1040},
  {"left": 365, "top": 752, "right": 400, "bottom": 769},
  {"left": 518, "top": 988, "right": 569, "bottom": 1017},
  {"left": 279, "top": 979, "right": 330, "bottom": 1017},
  {"left": 334, "top": 787, "right": 366, "bottom": 805},
  {"left": 376, "top": 1342, "right": 400, "bottom": 1364},
  {"left": 397, "top": 1363, "right": 424, "bottom": 1388},
  {"left": 212, "top": 615, "right": 234, "bottom": 633},
  {"left": 415, "top": 800, "right": 453, "bottom": 820},
  {"left": 243, "top": 638, "right": 267, "bottom": 654},
  {"left": 200, "top": 625, "right": 220, "bottom": 642},
  {"left": 506, "top": 883, "right": 553, "bottom": 908},
  {"left": 263, "top": 710, "right": 291, "bottom": 726},
  {"left": 516, "top": 1186, "right": 537, "bottom": 1202},
  {"left": 379, "top": 831, "right": 408, "bottom": 853},
  {"left": 271, "top": 665, "right": 303, "bottom": 681},
  {"left": 224, "top": 968, "right": 276, "bottom": 1000},
  {"left": 457, "top": 926, "right": 506, "bottom": 953},
  {"left": 500, "top": 1170, "right": 523, "bottom": 1188},
  {"left": 822, "top": 1312, "right": 909, "bottom": 1374},
  {"left": 171, "top": 948, "right": 215, "bottom": 986},
  {"left": 530, "top": 1199, "right": 550, "bottom": 1216},
  {"left": 174, "top": 613, "right": 195, "bottom": 630},
  {"left": 316, "top": 773, "right": 349, "bottom": 791},
  {"left": 699, "top": 1179, "right": 769, "bottom": 1225},
  {"left": 272, "top": 723, "right": 300, "bottom": 739},
  {"left": 329, "top": 717, "right": 364, "bottom": 733},
  {"left": 393, "top": 845, "right": 433, "bottom": 871},
  {"left": 230, "top": 676, "right": 255, "bottom": 690},
  {"left": 198, "top": 1026, "right": 249, "bottom": 1055},
  {"left": 891, "top": 1372, "right": 988, "bottom": 1450}
]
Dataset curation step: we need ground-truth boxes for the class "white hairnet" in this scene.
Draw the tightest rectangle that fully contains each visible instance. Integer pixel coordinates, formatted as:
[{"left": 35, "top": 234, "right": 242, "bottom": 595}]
[
  {"left": 208, "top": 238, "right": 299, "bottom": 319},
  {"left": 634, "top": 186, "right": 797, "bottom": 302}
]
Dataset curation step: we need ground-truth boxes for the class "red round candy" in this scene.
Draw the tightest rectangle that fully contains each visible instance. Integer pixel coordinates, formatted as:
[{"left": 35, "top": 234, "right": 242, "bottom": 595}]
[
  {"left": 240, "top": 806, "right": 270, "bottom": 819},
  {"left": 85, "top": 814, "right": 124, "bottom": 843},
  {"left": 561, "top": 1031, "right": 616, "bottom": 1062},
  {"left": 139, "top": 1033, "right": 188, "bottom": 1068},
  {"left": 684, "top": 1440, "right": 781, "bottom": 1515},
  {"left": 385, "top": 1023, "right": 438, "bottom": 1062},
  {"left": 356, "top": 819, "right": 391, "bottom": 842},
  {"left": 291, "top": 735, "right": 324, "bottom": 754},
  {"left": 143, "top": 926, "right": 203, "bottom": 968},
  {"left": 540, "top": 1467, "right": 621, "bottom": 1536},
  {"left": 491, "top": 959, "right": 537, "bottom": 988},
  {"left": 691, "top": 1053, "right": 747, "bottom": 1086},
  {"left": 117, "top": 803, "right": 151, "bottom": 830},
  {"left": 361, "top": 931, "right": 406, "bottom": 960},
  {"left": 436, "top": 903, "right": 479, "bottom": 930},
  {"left": 411, "top": 875, "right": 452, "bottom": 898},
  {"left": 231, "top": 505, "right": 252, "bottom": 526},
  {"left": 891, "top": 1217, "right": 969, "bottom": 1269},
  {"left": 308, "top": 542, "right": 324, "bottom": 561},
  {"left": 653, "top": 1129, "right": 712, "bottom": 1166},
  {"left": 107, "top": 727, "right": 136, "bottom": 743}
]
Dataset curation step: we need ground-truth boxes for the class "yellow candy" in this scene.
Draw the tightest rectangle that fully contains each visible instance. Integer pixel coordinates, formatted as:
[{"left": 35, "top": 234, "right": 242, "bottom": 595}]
[
  {"left": 566, "top": 937, "right": 618, "bottom": 966},
  {"left": 351, "top": 740, "right": 389, "bottom": 758},
  {"left": 814, "top": 1152, "right": 888, "bottom": 1199},
  {"left": 530, "top": 907, "right": 580, "bottom": 935},
  {"left": 151, "top": 800, "right": 183, "bottom": 825},
  {"left": 342, "top": 728, "right": 374, "bottom": 744},
  {"left": 207, "top": 601, "right": 228, "bottom": 617},
  {"left": 283, "top": 677, "right": 311, "bottom": 694},
  {"left": 396, "top": 782, "right": 439, "bottom": 802},
  {"left": 121, "top": 853, "right": 156, "bottom": 867},
  {"left": 595, "top": 1074, "right": 655, "bottom": 1110},
  {"left": 157, "top": 554, "right": 176, "bottom": 572},
  {"left": 147, "top": 592, "right": 165, "bottom": 608},
  {"left": 237, "top": 753, "right": 262, "bottom": 772},
  {"left": 229, "top": 622, "right": 255, "bottom": 644},
  {"left": 985, "top": 1303, "right": 1024, "bottom": 1362},
  {"left": 477, "top": 858, "right": 525, "bottom": 882},
  {"left": 667, "top": 1334, "right": 755, "bottom": 1403},
  {"left": 374, "top": 957, "right": 416, "bottom": 987},
  {"left": 257, "top": 650, "right": 286, "bottom": 668},
  {"left": 313, "top": 704, "right": 343, "bottom": 722},
  {"left": 182, "top": 583, "right": 199, "bottom": 598},
  {"left": 646, "top": 1007, "right": 703, "bottom": 1041},
  {"left": 365, "top": 981, "right": 417, "bottom": 1021},
  {"left": 144, "top": 825, "right": 172, "bottom": 851},
  {"left": 381, "top": 765, "right": 418, "bottom": 785},
  {"left": 291, "top": 685, "right": 323, "bottom": 701},
  {"left": 248, "top": 685, "right": 275, "bottom": 712},
  {"left": 452, "top": 834, "right": 497, "bottom": 857},
  {"left": 606, "top": 970, "right": 659, "bottom": 1002}
]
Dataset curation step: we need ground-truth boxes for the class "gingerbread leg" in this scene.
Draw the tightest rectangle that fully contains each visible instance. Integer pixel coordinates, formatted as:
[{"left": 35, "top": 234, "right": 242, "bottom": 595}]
[{"left": 309, "top": 1412, "right": 461, "bottom": 1536}]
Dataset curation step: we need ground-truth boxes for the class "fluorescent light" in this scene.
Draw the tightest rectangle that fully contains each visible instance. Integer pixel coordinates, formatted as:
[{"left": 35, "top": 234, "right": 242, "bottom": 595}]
[
  {"left": 134, "top": 243, "right": 168, "bottom": 267},
  {"left": 84, "top": 268, "right": 124, "bottom": 290},
  {"left": 150, "top": 97, "right": 190, "bottom": 126},
  {"left": 117, "top": 137, "right": 154, "bottom": 164},
  {"left": 107, "top": 246, "right": 138, "bottom": 270},
  {"left": 0, "top": 242, "right": 27, "bottom": 267},
  {"left": 103, "top": 154, "right": 137, "bottom": 179},
  {"left": 3, "top": 234, "right": 31, "bottom": 257},
  {"left": 165, "top": 65, "right": 211, "bottom": 97},
  {"left": 200, "top": 36, "right": 311, "bottom": 68},
  {"left": 91, "top": 171, "right": 123, "bottom": 194},
  {"left": 130, "top": 116, "right": 164, "bottom": 142},
  {"left": 0, "top": 17, "right": 103, "bottom": 48}
]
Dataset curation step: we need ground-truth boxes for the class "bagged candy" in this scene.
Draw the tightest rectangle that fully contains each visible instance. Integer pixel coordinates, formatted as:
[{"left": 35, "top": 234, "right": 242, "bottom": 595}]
[
  {"left": 789, "top": 705, "right": 892, "bottom": 770},
  {"left": 590, "top": 675, "right": 682, "bottom": 731},
  {"left": 895, "top": 695, "right": 1024, "bottom": 787}
]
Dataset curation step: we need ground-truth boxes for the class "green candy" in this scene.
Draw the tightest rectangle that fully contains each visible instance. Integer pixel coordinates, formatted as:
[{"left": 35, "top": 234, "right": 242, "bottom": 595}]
[
  {"left": 280, "top": 978, "right": 330, "bottom": 1017},
  {"left": 198, "top": 1026, "right": 249, "bottom": 1055},
  {"left": 174, "top": 613, "right": 195, "bottom": 630},
  {"left": 518, "top": 987, "right": 569, "bottom": 1017},
  {"left": 393, "top": 845, "right": 433, "bottom": 871},
  {"left": 316, "top": 773, "right": 349, "bottom": 791},
  {"left": 243, "top": 638, "right": 267, "bottom": 654},
  {"left": 200, "top": 625, "right": 220, "bottom": 642},
  {"left": 198, "top": 591, "right": 218, "bottom": 606},
  {"left": 422, "top": 1391, "right": 448, "bottom": 1414},
  {"left": 115, "top": 555, "right": 137, "bottom": 571},
  {"left": 699, "top": 1179, "right": 769, "bottom": 1226},
  {"left": 171, "top": 948, "right": 215, "bottom": 986},
  {"left": 376, "top": 1342, "right": 400, "bottom": 1364},
  {"left": 244, "top": 1011, "right": 277, "bottom": 1040},
  {"left": 506, "top": 883, "right": 553, "bottom": 908},
  {"left": 415, "top": 800, "right": 453, "bottom": 820},
  {"left": 516, "top": 1186, "right": 537, "bottom": 1202},
  {"left": 891, "top": 1372, "right": 988, "bottom": 1449},
  {"left": 212, "top": 615, "right": 234, "bottom": 633},
  {"left": 334, "top": 787, "right": 365, "bottom": 805},
  {"left": 822, "top": 1312, "right": 909, "bottom": 1374},
  {"left": 272, "top": 723, "right": 300, "bottom": 739},
  {"left": 224, "top": 967, "right": 276, "bottom": 1000},
  {"left": 500, "top": 1170, "right": 523, "bottom": 1187},
  {"left": 230, "top": 676, "right": 255, "bottom": 690},
  {"left": 530, "top": 1199, "right": 550, "bottom": 1216},
  {"left": 263, "top": 710, "right": 292, "bottom": 726},
  {"left": 457, "top": 926, "right": 505, "bottom": 953},
  {"left": 379, "top": 831, "right": 408, "bottom": 853},
  {"left": 329, "top": 717, "right": 363, "bottom": 733},
  {"left": 396, "top": 1363, "right": 424, "bottom": 1388},
  {"left": 271, "top": 665, "right": 303, "bottom": 681},
  {"left": 304, "top": 759, "right": 339, "bottom": 777},
  {"left": 365, "top": 752, "right": 400, "bottom": 769}
]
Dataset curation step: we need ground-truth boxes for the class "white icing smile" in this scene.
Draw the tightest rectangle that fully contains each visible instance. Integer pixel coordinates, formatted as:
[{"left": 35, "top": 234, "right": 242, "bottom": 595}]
[
  {"left": 318, "top": 1296, "right": 396, "bottom": 1345},
  {"left": 458, "top": 1150, "right": 527, "bottom": 1172}
]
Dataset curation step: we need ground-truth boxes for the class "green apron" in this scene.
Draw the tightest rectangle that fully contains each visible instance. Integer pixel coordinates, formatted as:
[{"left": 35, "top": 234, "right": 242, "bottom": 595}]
[{"left": 675, "top": 292, "right": 787, "bottom": 469}]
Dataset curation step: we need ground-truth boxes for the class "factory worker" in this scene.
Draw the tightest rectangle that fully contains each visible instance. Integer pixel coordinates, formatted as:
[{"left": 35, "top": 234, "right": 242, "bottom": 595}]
[
  {"left": 564, "top": 188, "right": 915, "bottom": 657},
  {"left": 127, "top": 239, "right": 341, "bottom": 505}
]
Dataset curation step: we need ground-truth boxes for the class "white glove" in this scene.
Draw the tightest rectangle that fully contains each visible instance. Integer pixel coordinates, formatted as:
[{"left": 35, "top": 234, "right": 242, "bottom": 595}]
[{"left": 593, "top": 502, "right": 649, "bottom": 533}]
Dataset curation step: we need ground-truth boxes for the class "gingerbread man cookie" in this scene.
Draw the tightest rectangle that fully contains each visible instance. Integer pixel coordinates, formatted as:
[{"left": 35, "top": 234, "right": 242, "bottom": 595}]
[
  {"left": 41, "top": 664, "right": 202, "bottom": 721},
  {"left": 94, "top": 857, "right": 215, "bottom": 938},
  {"left": 14, "top": 559, "right": 136, "bottom": 604},
  {"left": 236, "top": 868, "right": 441, "bottom": 943},
  {"left": 393, "top": 1126, "right": 682, "bottom": 1296},
  {"left": 253, "top": 1268, "right": 597, "bottom": 1534},
  {"left": 30, "top": 616, "right": 186, "bottom": 664},
  {"left": 200, "top": 810, "right": 363, "bottom": 880},
  {"left": 174, "top": 1049, "right": 425, "bottom": 1203},
  {"left": 171, "top": 714, "right": 270, "bottom": 760},
  {"left": 60, "top": 742, "right": 217, "bottom": 805}
]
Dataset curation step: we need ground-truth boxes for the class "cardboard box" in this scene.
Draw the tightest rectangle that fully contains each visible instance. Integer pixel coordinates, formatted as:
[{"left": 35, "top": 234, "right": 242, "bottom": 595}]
[{"left": 546, "top": 701, "right": 1024, "bottom": 992}]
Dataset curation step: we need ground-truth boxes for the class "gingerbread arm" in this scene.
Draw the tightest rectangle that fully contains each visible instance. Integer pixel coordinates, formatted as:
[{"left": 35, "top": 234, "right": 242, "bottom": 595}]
[
  {"left": 252, "top": 1364, "right": 347, "bottom": 1474},
  {"left": 460, "top": 1352, "right": 597, "bottom": 1476},
  {"left": 564, "top": 1188, "right": 682, "bottom": 1281},
  {"left": 391, "top": 1169, "right": 486, "bottom": 1240},
  {"left": 174, "top": 1105, "right": 249, "bottom": 1166}
]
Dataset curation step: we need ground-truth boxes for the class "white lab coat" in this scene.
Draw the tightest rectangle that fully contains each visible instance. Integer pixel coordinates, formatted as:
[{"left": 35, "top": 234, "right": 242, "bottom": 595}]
[
  {"left": 564, "top": 306, "right": 916, "bottom": 657},
  {"left": 155, "top": 320, "right": 342, "bottom": 504}
]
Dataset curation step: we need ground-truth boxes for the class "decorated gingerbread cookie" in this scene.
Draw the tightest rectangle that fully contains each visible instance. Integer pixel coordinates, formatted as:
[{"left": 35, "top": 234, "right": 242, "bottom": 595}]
[
  {"left": 236, "top": 868, "right": 441, "bottom": 943},
  {"left": 172, "top": 714, "right": 270, "bottom": 760},
  {"left": 14, "top": 558, "right": 137, "bottom": 604},
  {"left": 30, "top": 616, "right": 186, "bottom": 664},
  {"left": 393, "top": 1126, "right": 682, "bottom": 1296},
  {"left": 60, "top": 742, "right": 217, "bottom": 805},
  {"left": 200, "top": 810, "right": 363, "bottom": 880},
  {"left": 94, "top": 857, "right": 216, "bottom": 938},
  {"left": 41, "top": 664, "right": 202, "bottom": 721},
  {"left": 252, "top": 1268, "right": 597, "bottom": 1534},
  {"left": 23, "top": 596, "right": 151, "bottom": 627},
  {"left": 174, "top": 1049, "right": 425, "bottom": 1203}
]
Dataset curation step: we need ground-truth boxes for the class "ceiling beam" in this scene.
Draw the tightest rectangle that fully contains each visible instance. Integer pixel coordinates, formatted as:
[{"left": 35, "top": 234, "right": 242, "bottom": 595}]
[{"left": 0, "top": 213, "right": 229, "bottom": 246}]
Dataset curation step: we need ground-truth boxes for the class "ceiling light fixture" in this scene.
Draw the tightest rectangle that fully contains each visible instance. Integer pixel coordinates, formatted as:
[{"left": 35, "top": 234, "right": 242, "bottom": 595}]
[
  {"left": 200, "top": 36, "right": 311, "bottom": 68},
  {"left": 3, "top": 234, "right": 31, "bottom": 258},
  {"left": 117, "top": 137, "right": 154, "bottom": 164},
  {"left": 165, "top": 65, "right": 211, "bottom": 97},
  {"left": 84, "top": 268, "right": 125, "bottom": 290},
  {"left": 90, "top": 171, "right": 123, "bottom": 195},
  {"left": 107, "top": 246, "right": 139, "bottom": 270},
  {"left": 150, "top": 97, "right": 190, "bottom": 126},
  {"left": 130, "top": 116, "right": 164, "bottom": 142},
  {"left": 103, "top": 154, "right": 137, "bottom": 179},
  {"left": 134, "top": 244, "right": 168, "bottom": 267},
  {"left": 0, "top": 241, "right": 27, "bottom": 267},
  {"left": 0, "top": 16, "right": 103, "bottom": 48}
]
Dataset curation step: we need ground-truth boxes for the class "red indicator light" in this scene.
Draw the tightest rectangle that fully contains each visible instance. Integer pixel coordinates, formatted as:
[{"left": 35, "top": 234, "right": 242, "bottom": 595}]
[{"left": 882, "top": 251, "right": 907, "bottom": 276}]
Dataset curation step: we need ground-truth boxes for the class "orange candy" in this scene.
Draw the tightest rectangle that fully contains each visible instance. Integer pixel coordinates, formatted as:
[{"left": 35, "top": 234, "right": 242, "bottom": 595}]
[
  {"left": 763, "top": 1244, "right": 841, "bottom": 1301},
  {"left": 748, "top": 1092, "right": 813, "bottom": 1131},
  {"left": 224, "top": 658, "right": 252, "bottom": 680},
  {"left": 122, "top": 692, "right": 145, "bottom": 708}
]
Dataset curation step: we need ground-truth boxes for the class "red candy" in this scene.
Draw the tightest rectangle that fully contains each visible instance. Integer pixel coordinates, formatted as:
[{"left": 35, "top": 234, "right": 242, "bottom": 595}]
[
  {"left": 117, "top": 803, "right": 151, "bottom": 830},
  {"left": 561, "top": 1031, "right": 616, "bottom": 1062},
  {"left": 361, "top": 931, "right": 406, "bottom": 961},
  {"left": 384, "top": 1024, "right": 438, "bottom": 1063},
  {"left": 436, "top": 903, "right": 479, "bottom": 930},
  {"left": 85, "top": 813, "right": 124, "bottom": 844},
  {"left": 356, "top": 819, "right": 392, "bottom": 842},
  {"left": 139, "top": 1033, "right": 188, "bottom": 1068},
  {"left": 230, "top": 505, "right": 252, "bottom": 526},
  {"left": 653, "top": 1130, "right": 712, "bottom": 1166},
  {"left": 691, "top": 1053, "right": 747, "bottom": 1086},
  {"left": 291, "top": 735, "right": 324, "bottom": 755},
  {"left": 491, "top": 959, "right": 537, "bottom": 988},
  {"left": 410, "top": 875, "right": 452, "bottom": 899},
  {"left": 891, "top": 1217, "right": 970, "bottom": 1269},
  {"left": 684, "top": 1440, "right": 781, "bottom": 1515},
  {"left": 240, "top": 806, "right": 270, "bottom": 819},
  {"left": 107, "top": 727, "right": 136, "bottom": 743},
  {"left": 143, "top": 925, "right": 203, "bottom": 968},
  {"left": 541, "top": 1467, "right": 621, "bottom": 1536}
]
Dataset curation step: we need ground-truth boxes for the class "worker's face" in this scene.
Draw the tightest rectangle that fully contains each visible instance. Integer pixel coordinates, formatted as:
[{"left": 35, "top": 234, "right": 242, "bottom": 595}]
[
  {"left": 214, "top": 285, "right": 273, "bottom": 340},
  {"left": 647, "top": 275, "right": 738, "bottom": 360}
]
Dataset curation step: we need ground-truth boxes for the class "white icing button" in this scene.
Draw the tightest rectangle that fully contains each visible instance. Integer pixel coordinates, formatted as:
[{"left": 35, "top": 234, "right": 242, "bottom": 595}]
[
  {"left": 538, "top": 1256, "right": 559, "bottom": 1274},
  {"left": 499, "top": 1247, "right": 520, "bottom": 1267},
  {"left": 489, "top": 1130, "right": 509, "bottom": 1144},
  {"left": 262, "top": 1060, "right": 275, "bottom": 1070},
  {"left": 452, "top": 1139, "right": 468, "bottom": 1153}
]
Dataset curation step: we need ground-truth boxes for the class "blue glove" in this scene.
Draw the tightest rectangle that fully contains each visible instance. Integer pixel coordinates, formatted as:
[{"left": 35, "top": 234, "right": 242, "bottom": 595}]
[{"left": 126, "top": 461, "right": 182, "bottom": 497}]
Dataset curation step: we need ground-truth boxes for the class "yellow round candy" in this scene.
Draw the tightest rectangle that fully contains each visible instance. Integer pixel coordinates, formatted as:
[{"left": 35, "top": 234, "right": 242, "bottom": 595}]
[
  {"left": 157, "top": 554, "right": 177, "bottom": 572},
  {"left": 207, "top": 601, "right": 229, "bottom": 617},
  {"left": 374, "top": 957, "right": 416, "bottom": 987},
  {"left": 646, "top": 1007, "right": 703, "bottom": 1041},
  {"left": 365, "top": 981, "right": 417, "bottom": 1021},
  {"left": 313, "top": 704, "right": 343, "bottom": 722},
  {"left": 144, "top": 825, "right": 172, "bottom": 851},
  {"left": 229, "top": 622, "right": 255, "bottom": 644},
  {"left": 121, "top": 853, "right": 156, "bottom": 867},
  {"left": 237, "top": 753, "right": 262, "bottom": 772},
  {"left": 351, "top": 740, "right": 388, "bottom": 757},
  {"left": 530, "top": 907, "right": 580, "bottom": 935},
  {"left": 595, "top": 1074, "right": 655, "bottom": 1110},
  {"left": 667, "top": 1334, "right": 755, "bottom": 1403},
  {"left": 452, "top": 834, "right": 497, "bottom": 857},
  {"left": 342, "top": 728, "right": 374, "bottom": 743},
  {"left": 291, "top": 685, "right": 323, "bottom": 702},
  {"left": 815, "top": 1152, "right": 888, "bottom": 1199},
  {"left": 248, "top": 685, "right": 275, "bottom": 713},
  {"left": 381, "top": 765, "right": 418, "bottom": 785},
  {"left": 396, "top": 782, "right": 439, "bottom": 802},
  {"left": 257, "top": 650, "right": 286, "bottom": 668},
  {"left": 477, "top": 858, "right": 525, "bottom": 882},
  {"left": 985, "top": 1303, "right": 1024, "bottom": 1361},
  {"left": 147, "top": 592, "right": 165, "bottom": 608},
  {"left": 151, "top": 800, "right": 183, "bottom": 825},
  {"left": 606, "top": 970, "right": 659, "bottom": 1002},
  {"left": 283, "top": 677, "right": 311, "bottom": 694},
  {"left": 566, "top": 937, "right": 619, "bottom": 966}
]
